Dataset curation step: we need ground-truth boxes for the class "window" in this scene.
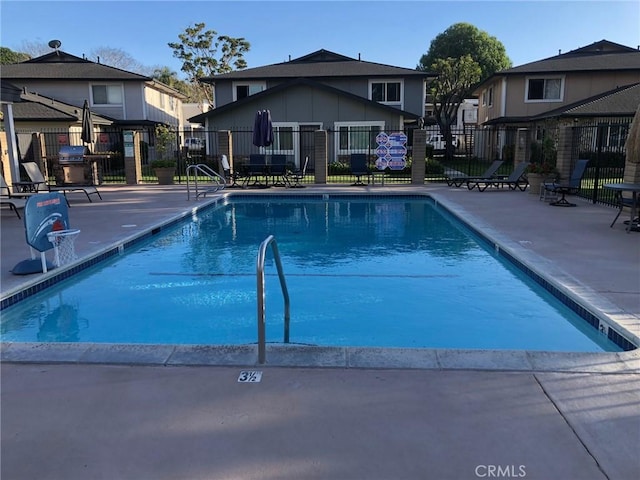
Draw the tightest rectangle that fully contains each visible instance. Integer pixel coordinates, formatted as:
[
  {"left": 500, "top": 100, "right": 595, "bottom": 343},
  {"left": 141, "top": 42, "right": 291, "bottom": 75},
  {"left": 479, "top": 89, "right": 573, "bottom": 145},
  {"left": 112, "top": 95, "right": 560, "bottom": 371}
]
[
  {"left": 370, "top": 81, "right": 402, "bottom": 104},
  {"left": 334, "top": 122, "right": 384, "bottom": 154},
  {"left": 233, "top": 82, "right": 266, "bottom": 101},
  {"left": 91, "top": 84, "right": 123, "bottom": 105},
  {"left": 481, "top": 90, "right": 487, "bottom": 106},
  {"left": 488, "top": 87, "right": 493, "bottom": 107},
  {"left": 273, "top": 126, "right": 294, "bottom": 152},
  {"left": 526, "top": 77, "right": 563, "bottom": 102}
]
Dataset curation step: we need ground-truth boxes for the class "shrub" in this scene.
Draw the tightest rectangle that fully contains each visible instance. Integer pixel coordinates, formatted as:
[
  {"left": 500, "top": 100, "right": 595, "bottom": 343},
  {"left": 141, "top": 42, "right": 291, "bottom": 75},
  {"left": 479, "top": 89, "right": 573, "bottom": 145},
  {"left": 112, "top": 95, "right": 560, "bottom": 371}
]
[{"left": 151, "top": 159, "right": 177, "bottom": 168}]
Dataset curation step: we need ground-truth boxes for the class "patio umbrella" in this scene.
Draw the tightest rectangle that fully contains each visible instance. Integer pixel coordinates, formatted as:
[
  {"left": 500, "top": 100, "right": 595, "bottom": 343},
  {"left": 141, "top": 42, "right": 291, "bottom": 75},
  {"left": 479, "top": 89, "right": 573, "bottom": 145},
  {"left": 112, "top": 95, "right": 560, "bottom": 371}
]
[
  {"left": 623, "top": 103, "right": 640, "bottom": 183},
  {"left": 252, "top": 109, "right": 273, "bottom": 147},
  {"left": 625, "top": 103, "right": 640, "bottom": 165},
  {"left": 80, "top": 99, "right": 95, "bottom": 147}
]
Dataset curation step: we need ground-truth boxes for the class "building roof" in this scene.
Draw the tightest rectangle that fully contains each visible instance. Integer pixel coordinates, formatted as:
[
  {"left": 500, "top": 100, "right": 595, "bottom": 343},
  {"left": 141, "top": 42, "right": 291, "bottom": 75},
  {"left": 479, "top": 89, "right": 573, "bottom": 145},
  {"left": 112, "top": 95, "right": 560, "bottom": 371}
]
[
  {"left": 200, "top": 49, "right": 434, "bottom": 83},
  {"left": 2, "top": 51, "right": 151, "bottom": 81},
  {"left": 12, "top": 91, "right": 114, "bottom": 124},
  {"left": 503, "top": 40, "right": 640, "bottom": 75},
  {"left": 2, "top": 50, "right": 186, "bottom": 100},
  {"left": 475, "top": 40, "right": 640, "bottom": 92},
  {"left": 1, "top": 80, "right": 23, "bottom": 103},
  {"left": 189, "top": 77, "right": 421, "bottom": 124}
]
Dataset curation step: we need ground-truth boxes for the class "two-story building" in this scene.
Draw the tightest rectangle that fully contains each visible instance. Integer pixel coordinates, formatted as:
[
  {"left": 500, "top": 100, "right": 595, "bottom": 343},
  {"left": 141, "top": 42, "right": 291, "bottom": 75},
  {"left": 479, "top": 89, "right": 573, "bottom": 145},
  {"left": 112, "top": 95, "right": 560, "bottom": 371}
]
[
  {"left": 473, "top": 40, "right": 640, "bottom": 158},
  {"left": 190, "top": 49, "right": 435, "bottom": 167},
  {"left": 1, "top": 50, "right": 188, "bottom": 157}
]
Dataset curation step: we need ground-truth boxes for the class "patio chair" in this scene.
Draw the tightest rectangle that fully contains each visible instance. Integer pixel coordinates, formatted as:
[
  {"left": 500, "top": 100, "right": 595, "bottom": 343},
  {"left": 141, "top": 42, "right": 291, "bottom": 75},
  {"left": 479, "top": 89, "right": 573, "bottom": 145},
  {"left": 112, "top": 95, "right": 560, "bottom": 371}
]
[
  {"left": 609, "top": 191, "right": 638, "bottom": 228},
  {"left": 22, "top": 162, "right": 102, "bottom": 203},
  {"left": 542, "top": 159, "right": 589, "bottom": 207},
  {"left": 445, "top": 160, "right": 504, "bottom": 187},
  {"left": 1, "top": 174, "right": 27, "bottom": 218},
  {"left": 285, "top": 156, "right": 309, "bottom": 188},
  {"left": 350, "top": 153, "right": 371, "bottom": 186},
  {"left": 467, "top": 162, "right": 529, "bottom": 192},
  {"left": 269, "top": 154, "right": 288, "bottom": 186}
]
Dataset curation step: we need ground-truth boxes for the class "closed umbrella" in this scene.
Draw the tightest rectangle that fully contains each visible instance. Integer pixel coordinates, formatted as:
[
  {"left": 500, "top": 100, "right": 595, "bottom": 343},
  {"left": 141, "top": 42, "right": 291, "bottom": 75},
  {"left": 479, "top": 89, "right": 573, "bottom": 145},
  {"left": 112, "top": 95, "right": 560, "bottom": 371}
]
[
  {"left": 252, "top": 109, "right": 273, "bottom": 147},
  {"left": 80, "top": 99, "right": 95, "bottom": 147}
]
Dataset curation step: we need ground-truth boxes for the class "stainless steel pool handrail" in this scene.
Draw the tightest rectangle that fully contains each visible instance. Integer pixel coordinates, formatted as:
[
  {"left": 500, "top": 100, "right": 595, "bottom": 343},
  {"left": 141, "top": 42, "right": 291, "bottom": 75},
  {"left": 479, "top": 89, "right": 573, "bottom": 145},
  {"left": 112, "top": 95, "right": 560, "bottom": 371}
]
[
  {"left": 186, "top": 164, "right": 226, "bottom": 200},
  {"left": 256, "top": 235, "right": 290, "bottom": 364}
]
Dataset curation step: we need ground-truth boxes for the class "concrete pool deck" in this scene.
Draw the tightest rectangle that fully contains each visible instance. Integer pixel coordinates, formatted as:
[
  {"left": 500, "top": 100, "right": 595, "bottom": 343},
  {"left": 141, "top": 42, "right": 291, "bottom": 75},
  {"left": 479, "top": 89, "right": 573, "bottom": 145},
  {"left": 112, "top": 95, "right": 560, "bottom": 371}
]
[{"left": 1, "top": 183, "right": 639, "bottom": 479}]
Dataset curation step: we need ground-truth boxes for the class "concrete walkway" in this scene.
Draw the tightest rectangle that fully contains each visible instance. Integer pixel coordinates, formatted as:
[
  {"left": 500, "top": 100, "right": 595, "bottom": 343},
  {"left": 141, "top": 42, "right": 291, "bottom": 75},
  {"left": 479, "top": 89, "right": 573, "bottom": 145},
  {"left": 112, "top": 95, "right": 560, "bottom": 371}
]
[{"left": 1, "top": 183, "right": 639, "bottom": 479}]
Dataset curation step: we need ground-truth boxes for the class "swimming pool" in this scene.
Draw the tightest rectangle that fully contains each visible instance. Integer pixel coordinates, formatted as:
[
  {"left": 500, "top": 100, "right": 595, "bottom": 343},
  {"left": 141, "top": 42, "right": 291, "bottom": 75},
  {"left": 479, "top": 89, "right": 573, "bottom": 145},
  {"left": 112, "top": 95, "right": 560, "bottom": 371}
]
[{"left": 0, "top": 195, "right": 623, "bottom": 352}]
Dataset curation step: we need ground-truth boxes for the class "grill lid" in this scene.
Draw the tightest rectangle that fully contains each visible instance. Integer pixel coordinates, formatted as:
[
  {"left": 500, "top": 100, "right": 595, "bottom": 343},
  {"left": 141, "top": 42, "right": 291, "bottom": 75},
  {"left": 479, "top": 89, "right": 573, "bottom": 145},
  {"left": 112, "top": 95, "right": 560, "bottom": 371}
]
[{"left": 59, "top": 145, "right": 89, "bottom": 163}]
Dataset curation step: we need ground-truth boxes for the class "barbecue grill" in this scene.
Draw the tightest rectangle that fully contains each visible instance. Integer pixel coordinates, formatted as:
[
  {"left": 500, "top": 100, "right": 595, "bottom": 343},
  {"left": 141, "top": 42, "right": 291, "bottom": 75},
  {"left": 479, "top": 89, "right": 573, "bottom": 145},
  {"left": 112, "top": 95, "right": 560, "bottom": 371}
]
[{"left": 57, "top": 145, "right": 101, "bottom": 185}]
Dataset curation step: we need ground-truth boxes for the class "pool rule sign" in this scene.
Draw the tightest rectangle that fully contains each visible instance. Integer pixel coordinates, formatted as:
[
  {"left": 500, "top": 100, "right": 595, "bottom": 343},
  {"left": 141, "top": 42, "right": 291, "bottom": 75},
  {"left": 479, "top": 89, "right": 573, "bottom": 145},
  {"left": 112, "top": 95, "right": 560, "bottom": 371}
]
[{"left": 375, "top": 131, "right": 407, "bottom": 170}]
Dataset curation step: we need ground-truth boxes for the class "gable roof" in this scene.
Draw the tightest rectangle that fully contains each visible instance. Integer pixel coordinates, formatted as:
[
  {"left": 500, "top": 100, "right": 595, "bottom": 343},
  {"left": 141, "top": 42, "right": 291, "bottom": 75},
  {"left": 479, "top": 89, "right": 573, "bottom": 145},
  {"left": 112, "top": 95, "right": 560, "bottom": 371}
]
[
  {"left": 12, "top": 91, "right": 114, "bottom": 124},
  {"left": 200, "top": 49, "right": 433, "bottom": 83},
  {"left": 189, "top": 77, "right": 421, "bottom": 124},
  {"left": 1, "top": 80, "right": 23, "bottom": 103},
  {"left": 1, "top": 50, "right": 151, "bottom": 81},
  {"left": 501, "top": 40, "right": 640, "bottom": 76}
]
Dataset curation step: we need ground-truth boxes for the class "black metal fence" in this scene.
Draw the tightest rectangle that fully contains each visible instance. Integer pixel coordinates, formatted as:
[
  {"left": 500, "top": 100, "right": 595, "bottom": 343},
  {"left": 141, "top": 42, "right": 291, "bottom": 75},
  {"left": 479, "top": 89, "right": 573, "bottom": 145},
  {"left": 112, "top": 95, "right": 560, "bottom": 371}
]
[
  {"left": 14, "top": 122, "right": 630, "bottom": 202},
  {"left": 570, "top": 121, "right": 630, "bottom": 205}
]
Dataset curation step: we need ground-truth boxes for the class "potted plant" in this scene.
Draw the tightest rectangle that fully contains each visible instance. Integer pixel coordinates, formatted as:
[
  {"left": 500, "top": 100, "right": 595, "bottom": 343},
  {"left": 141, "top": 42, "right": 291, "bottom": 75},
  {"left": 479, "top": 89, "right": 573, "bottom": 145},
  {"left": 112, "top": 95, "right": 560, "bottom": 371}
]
[
  {"left": 526, "top": 162, "right": 557, "bottom": 195},
  {"left": 151, "top": 159, "right": 177, "bottom": 185},
  {"left": 152, "top": 125, "right": 178, "bottom": 184}
]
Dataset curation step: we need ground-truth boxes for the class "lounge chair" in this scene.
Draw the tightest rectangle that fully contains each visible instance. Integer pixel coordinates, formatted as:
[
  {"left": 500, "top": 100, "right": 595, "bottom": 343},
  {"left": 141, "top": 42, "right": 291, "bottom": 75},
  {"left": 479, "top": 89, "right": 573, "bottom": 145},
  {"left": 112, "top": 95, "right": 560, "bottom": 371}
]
[
  {"left": 350, "top": 153, "right": 371, "bottom": 186},
  {"left": 541, "top": 159, "right": 589, "bottom": 207},
  {"left": 285, "top": 156, "right": 309, "bottom": 188},
  {"left": 1, "top": 175, "right": 27, "bottom": 218},
  {"left": 467, "top": 162, "right": 529, "bottom": 192},
  {"left": 22, "top": 161, "right": 102, "bottom": 203},
  {"left": 445, "top": 160, "right": 504, "bottom": 187}
]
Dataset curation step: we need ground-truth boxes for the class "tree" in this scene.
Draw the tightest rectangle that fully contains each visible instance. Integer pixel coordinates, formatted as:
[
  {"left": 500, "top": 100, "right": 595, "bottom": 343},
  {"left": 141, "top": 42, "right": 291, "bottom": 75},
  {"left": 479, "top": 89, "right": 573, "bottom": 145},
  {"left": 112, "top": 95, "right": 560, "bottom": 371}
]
[
  {"left": 150, "top": 66, "right": 192, "bottom": 98},
  {"left": 168, "top": 23, "right": 250, "bottom": 105},
  {"left": 418, "top": 23, "right": 511, "bottom": 160},
  {"left": 88, "top": 47, "right": 145, "bottom": 74},
  {"left": 18, "top": 40, "right": 50, "bottom": 58},
  {"left": 0, "top": 46, "right": 30, "bottom": 64}
]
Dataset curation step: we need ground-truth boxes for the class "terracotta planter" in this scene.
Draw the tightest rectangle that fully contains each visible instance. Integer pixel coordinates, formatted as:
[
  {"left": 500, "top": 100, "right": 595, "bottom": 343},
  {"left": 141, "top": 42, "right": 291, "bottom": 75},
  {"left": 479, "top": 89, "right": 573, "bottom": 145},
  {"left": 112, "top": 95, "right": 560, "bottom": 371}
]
[{"left": 154, "top": 167, "right": 175, "bottom": 185}]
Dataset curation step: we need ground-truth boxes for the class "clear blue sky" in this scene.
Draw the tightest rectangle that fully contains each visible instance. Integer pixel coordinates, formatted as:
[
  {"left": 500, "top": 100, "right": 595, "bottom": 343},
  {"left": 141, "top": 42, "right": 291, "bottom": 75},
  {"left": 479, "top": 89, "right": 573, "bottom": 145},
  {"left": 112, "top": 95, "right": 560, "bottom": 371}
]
[{"left": 2, "top": 0, "right": 639, "bottom": 76}]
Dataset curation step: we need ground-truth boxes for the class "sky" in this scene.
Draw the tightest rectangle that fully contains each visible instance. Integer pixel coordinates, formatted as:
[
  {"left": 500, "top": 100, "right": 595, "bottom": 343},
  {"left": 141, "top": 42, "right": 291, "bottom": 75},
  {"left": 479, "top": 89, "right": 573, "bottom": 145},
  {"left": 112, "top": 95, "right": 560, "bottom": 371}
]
[{"left": 1, "top": 0, "right": 639, "bottom": 77}]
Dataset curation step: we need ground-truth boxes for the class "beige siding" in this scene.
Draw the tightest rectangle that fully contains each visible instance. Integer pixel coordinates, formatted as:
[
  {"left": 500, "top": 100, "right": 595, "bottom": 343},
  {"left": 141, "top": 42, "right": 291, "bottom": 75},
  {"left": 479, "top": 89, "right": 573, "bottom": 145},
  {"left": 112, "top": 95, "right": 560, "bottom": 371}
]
[{"left": 479, "top": 71, "right": 640, "bottom": 122}]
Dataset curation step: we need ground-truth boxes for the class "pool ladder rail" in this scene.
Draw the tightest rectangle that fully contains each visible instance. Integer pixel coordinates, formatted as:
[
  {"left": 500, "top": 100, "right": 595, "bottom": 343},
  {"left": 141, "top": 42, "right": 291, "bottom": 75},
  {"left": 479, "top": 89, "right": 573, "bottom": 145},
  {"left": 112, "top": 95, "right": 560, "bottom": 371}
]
[
  {"left": 257, "top": 235, "right": 290, "bottom": 364},
  {"left": 186, "top": 164, "right": 226, "bottom": 200}
]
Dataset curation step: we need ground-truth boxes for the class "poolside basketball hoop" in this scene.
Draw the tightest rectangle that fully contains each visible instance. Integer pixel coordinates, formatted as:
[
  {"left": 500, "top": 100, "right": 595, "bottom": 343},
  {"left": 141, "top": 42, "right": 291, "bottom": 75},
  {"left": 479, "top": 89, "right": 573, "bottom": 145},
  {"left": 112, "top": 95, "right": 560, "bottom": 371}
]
[{"left": 47, "top": 229, "right": 81, "bottom": 267}]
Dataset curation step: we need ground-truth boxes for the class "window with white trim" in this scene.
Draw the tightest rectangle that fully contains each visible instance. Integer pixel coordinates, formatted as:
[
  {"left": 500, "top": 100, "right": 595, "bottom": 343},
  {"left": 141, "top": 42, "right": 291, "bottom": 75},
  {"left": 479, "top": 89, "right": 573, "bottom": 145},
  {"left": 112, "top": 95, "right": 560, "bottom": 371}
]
[
  {"left": 270, "top": 122, "right": 297, "bottom": 155},
  {"left": 334, "top": 121, "right": 384, "bottom": 154},
  {"left": 526, "top": 77, "right": 563, "bottom": 102},
  {"left": 233, "top": 82, "right": 266, "bottom": 101},
  {"left": 91, "top": 84, "right": 123, "bottom": 105},
  {"left": 370, "top": 80, "right": 402, "bottom": 105},
  {"left": 488, "top": 87, "right": 493, "bottom": 107}
]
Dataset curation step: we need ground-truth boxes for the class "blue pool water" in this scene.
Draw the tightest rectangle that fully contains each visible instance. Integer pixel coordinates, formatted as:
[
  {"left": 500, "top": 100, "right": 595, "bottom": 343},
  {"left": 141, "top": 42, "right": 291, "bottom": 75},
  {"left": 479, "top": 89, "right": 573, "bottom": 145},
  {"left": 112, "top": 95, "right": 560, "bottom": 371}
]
[{"left": 0, "top": 196, "right": 621, "bottom": 352}]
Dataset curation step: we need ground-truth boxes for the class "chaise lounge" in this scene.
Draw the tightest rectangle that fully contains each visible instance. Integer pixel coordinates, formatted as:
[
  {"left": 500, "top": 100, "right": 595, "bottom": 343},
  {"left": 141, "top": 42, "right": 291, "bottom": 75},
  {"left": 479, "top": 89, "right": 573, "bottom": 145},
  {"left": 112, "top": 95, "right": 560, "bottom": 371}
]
[
  {"left": 467, "top": 162, "right": 529, "bottom": 192},
  {"left": 22, "top": 161, "right": 102, "bottom": 203},
  {"left": 1, "top": 175, "right": 28, "bottom": 218},
  {"left": 445, "top": 160, "right": 504, "bottom": 187}
]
